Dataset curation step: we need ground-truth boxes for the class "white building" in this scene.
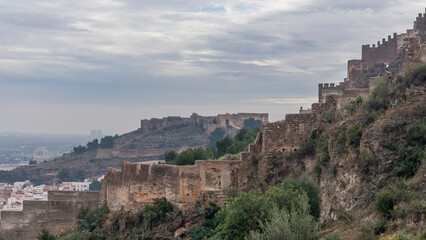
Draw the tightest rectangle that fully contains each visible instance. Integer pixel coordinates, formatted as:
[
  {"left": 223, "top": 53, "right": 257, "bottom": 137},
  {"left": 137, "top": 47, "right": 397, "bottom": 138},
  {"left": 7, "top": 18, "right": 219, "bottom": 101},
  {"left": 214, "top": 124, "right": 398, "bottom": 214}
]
[
  {"left": 71, "top": 182, "right": 90, "bottom": 191},
  {"left": 13, "top": 180, "right": 30, "bottom": 190}
]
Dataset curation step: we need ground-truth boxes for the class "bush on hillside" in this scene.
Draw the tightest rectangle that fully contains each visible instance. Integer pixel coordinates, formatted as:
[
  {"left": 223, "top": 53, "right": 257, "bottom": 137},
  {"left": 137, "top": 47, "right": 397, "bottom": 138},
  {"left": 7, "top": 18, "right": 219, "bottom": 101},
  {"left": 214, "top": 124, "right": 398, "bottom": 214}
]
[
  {"left": 324, "top": 233, "right": 341, "bottom": 240},
  {"left": 78, "top": 206, "right": 109, "bottom": 233},
  {"left": 37, "top": 229, "right": 56, "bottom": 240},
  {"left": 99, "top": 136, "right": 114, "bottom": 149},
  {"left": 346, "top": 124, "right": 363, "bottom": 148},
  {"left": 374, "top": 181, "right": 422, "bottom": 219},
  {"left": 395, "top": 120, "right": 425, "bottom": 178},
  {"left": 282, "top": 174, "right": 322, "bottom": 219},
  {"left": 143, "top": 198, "right": 173, "bottom": 229},
  {"left": 213, "top": 175, "right": 321, "bottom": 240},
  {"left": 246, "top": 195, "right": 319, "bottom": 240}
]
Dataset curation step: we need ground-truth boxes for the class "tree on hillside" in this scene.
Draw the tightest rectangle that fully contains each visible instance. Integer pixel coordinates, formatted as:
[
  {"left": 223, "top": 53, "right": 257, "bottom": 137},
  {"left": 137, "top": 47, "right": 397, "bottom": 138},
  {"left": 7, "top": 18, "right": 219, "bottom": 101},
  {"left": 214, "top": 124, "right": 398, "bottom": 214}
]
[
  {"left": 86, "top": 139, "right": 99, "bottom": 151},
  {"left": 244, "top": 118, "right": 262, "bottom": 130},
  {"left": 216, "top": 137, "right": 234, "bottom": 156},
  {"left": 75, "top": 169, "right": 85, "bottom": 181},
  {"left": 73, "top": 145, "right": 87, "bottom": 154},
  {"left": 58, "top": 168, "right": 72, "bottom": 182},
  {"left": 208, "top": 128, "right": 226, "bottom": 146},
  {"left": 99, "top": 136, "right": 114, "bottom": 149},
  {"left": 89, "top": 180, "right": 102, "bottom": 191}
]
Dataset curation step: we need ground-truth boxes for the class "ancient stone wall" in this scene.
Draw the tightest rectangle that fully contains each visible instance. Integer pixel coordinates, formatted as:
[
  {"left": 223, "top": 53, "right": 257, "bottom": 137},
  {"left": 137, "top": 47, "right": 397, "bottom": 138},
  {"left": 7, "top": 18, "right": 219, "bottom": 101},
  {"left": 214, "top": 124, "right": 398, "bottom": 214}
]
[
  {"left": 0, "top": 191, "right": 99, "bottom": 240},
  {"left": 318, "top": 83, "right": 342, "bottom": 103},
  {"left": 414, "top": 9, "right": 426, "bottom": 33},
  {"left": 100, "top": 160, "right": 241, "bottom": 212},
  {"left": 362, "top": 33, "right": 398, "bottom": 69},
  {"left": 96, "top": 148, "right": 181, "bottom": 160},
  {"left": 402, "top": 37, "right": 423, "bottom": 70},
  {"left": 140, "top": 113, "right": 268, "bottom": 134}
]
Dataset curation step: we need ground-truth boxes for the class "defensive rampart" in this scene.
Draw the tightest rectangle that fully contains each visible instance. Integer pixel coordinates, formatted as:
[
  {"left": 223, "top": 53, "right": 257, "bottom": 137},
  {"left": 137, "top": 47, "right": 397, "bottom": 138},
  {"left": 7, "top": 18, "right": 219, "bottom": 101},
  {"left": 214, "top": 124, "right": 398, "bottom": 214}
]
[
  {"left": 96, "top": 148, "right": 185, "bottom": 160},
  {"left": 140, "top": 112, "right": 268, "bottom": 134},
  {"left": 0, "top": 191, "right": 99, "bottom": 240},
  {"left": 99, "top": 160, "right": 240, "bottom": 211}
]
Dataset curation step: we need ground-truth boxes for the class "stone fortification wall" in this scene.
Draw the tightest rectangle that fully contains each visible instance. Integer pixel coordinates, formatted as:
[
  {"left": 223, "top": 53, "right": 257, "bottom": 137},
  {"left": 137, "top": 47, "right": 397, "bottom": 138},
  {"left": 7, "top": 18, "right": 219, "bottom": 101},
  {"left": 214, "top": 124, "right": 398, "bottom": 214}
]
[
  {"left": 318, "top": 83, "right": 342, "bottom": 103},
  {"left": 0, "top": 191, "right": 99, "bottom": 240},
  {"left": 100, "top": 160, "right": 240, "bottom": 211},
  {"left": 96, "top": 148, "right": 183, "bottom": 160},
  {"left": 319, "top": 10, "right": 426, "bottom": 105},
  {"left": 140, "top": 112, "right": 268, "bottom": 134},
  {"left": 260, "top": 95, "right": 337, "bottom": 154},
  {"left": 414, "top": 9, "right": 426, "bottom": 33},
  {"left": 362, "top": 33, "right": 398, "bottom": 69}
]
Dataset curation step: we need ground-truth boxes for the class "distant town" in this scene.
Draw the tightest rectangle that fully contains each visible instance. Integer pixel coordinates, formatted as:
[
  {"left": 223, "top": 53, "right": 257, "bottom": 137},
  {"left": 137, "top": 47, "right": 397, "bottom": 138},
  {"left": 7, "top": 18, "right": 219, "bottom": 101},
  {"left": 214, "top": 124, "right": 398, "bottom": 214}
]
[{"left": 0, "top": 175, "right": 104, "bottom": 211}]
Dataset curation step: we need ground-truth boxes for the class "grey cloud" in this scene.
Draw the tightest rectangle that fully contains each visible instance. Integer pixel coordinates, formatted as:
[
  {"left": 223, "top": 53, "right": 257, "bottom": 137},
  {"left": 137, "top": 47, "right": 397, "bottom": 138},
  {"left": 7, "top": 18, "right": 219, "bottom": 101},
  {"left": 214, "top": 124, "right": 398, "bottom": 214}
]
[{"left": 0, "top": 0, "right": 424, "bottom": 134}]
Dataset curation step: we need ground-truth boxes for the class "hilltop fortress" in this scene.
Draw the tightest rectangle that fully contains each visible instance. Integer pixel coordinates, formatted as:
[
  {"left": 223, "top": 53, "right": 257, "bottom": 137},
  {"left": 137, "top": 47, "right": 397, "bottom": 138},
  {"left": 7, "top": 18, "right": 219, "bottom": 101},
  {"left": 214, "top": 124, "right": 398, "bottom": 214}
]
[
  {"left": 318, "top": 9, "right": 426, "bottom": 107},
  {"left": 141, "top": 113, "right": 269, "bottom": 135},
  {"left": 1, "top": 9, "right": 426, "bottom": 240}
]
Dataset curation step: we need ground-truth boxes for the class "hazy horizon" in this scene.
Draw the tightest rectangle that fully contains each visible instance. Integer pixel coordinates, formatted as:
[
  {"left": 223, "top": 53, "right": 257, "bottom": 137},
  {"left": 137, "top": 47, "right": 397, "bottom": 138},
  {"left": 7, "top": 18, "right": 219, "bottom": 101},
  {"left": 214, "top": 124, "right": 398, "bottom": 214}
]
[{"left": 1, "top": 1, "right": 424, "bottom": 135}]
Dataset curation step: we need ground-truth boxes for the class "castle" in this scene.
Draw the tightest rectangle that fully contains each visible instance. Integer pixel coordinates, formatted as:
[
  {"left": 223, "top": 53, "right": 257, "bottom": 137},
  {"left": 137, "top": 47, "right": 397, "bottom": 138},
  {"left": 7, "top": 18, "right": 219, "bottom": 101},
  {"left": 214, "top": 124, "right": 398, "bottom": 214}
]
[
  {"left": 1, "top": 9, "right": 426, "bottom": 240},
  {"left": 141, "top": 113, "right": 269, "bottom": 135},
  {"left": 318, "top": 8, "right": 426, "bottom": 108}
]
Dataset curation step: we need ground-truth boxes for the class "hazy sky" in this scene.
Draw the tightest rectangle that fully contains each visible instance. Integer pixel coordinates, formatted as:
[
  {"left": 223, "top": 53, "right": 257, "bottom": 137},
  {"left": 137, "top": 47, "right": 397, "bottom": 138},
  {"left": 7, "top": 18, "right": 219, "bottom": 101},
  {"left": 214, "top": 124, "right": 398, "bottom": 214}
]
[{"left": 0, "top": 1, "right": 424, "bottom": 135}]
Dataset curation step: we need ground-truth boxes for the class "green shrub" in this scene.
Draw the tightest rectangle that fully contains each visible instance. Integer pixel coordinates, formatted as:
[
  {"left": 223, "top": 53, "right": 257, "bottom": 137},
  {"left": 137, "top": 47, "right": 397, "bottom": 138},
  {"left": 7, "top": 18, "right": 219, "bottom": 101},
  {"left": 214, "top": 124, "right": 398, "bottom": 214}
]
[
  {"left": 362, "top": 79, "right": 389, "bottom": 112},
  {"left": 395, "top": 120, "right": 425, "bottom": 179},
  {"left": 186, "top": 225, "right": 214, "bottom": 240},
  {"left": 360, "top": 223, "right": 377, "bottom": 240},
  {"left": 375, "top": 188, "right": 395, "bottom": 218},
  {"left": 58, "top": 231, "right": 94, "bottom": 240},
  {"left": 281, "top": 174, "right": 322, "bottom": 219},
  {"left": 298, "top": 129, "right": 323, "bottom": 157},
  {"left": 374, "top": 181, "right": 422, "bottom": 219},
  {"left": 346, "top": 124, "right": 363, "bottom": 148},
  {"left": 208, "top": 127, "right": 226, "bottom": 146},
  {"left": 78, "top": 206, "right": 109, "bottom": 233},
  {"left": 345, "top": 97, "right": 363, "bottom": 115},
  {"left": 316, "top": 139, "right": 330, "bottom": 166},
  {"left": 395, "top": 143, "right": 423, "bottom": 178},
  {"left": 373, "top": 216, "right": 387, "bottom": 235},
  {"left": 324, "top": 233, "right": 341, "bottom": 240},
  {"left": 359, "top": 149, "right": 379, "bottom": 177},
  {"left": 213, "top": 185, "right": 309, "bottom": 240},
  {"left": 395, "top": 64, "right": 426, "bottom": 91},
  {"left": 99, "top": 136, "right": 114, "bottom": 149},
  {"left": 38, "top": 229, "right": 56, "bottom": 240},
  {"left": 246, "top": 195, "right": 320, "bottom": 240},
  {"left": 143, "top": 198, "right": 173, "bottom": 229}
]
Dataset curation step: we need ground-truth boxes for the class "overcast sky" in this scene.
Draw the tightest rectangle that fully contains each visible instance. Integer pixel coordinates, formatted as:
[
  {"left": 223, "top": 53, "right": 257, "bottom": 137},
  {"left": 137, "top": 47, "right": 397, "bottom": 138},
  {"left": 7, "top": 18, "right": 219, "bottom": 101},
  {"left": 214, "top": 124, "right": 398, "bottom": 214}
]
[{"left": 0, "top": 1, "right": 424, "bottom": 135}]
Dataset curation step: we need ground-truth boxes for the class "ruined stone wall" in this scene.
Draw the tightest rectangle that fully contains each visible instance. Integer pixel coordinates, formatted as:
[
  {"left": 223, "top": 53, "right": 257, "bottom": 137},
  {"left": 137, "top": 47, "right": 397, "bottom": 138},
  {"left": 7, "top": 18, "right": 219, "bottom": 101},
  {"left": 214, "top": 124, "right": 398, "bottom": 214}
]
[
  {"left": 0, "top": 191, "right": 99, "bottom": 240},
  {"left": 141, "top": 113, "right": 268, "bottom": 133},
  {"left": 96, "top": 148, "right": 179, "bottom": 160},
  {"left": 100, "top": 160, "right": 241, "bottom": 212},
  {"left": 422, "top": 44, "right": 426, "bottom": 63},
  {"left": 402, "top": 37, "right": 423, "bottom": 70},
  {"left": 318, "top": 83, "right": 342, "bottom": 103},
  {"left": 348, "top": 60, "right": 367, "bottom": 88}
]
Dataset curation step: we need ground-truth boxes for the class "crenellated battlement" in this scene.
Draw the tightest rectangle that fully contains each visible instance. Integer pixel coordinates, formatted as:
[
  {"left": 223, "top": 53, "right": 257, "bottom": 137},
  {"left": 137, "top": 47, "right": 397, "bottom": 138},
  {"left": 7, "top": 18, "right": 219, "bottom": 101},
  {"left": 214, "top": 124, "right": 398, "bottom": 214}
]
[
  {"left": 362, "top": 33, "right": 398, "bottom": 50},
  {"left": 414, "top": 8, "right": 426, "bottom": 32}
]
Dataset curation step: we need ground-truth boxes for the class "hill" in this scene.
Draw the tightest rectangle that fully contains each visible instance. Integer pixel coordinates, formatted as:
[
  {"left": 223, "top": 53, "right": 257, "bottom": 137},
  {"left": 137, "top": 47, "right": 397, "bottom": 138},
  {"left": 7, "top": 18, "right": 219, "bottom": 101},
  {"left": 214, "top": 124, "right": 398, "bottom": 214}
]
[{"left": 5, "top": 114, "right": 266, "bottom": 185}]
